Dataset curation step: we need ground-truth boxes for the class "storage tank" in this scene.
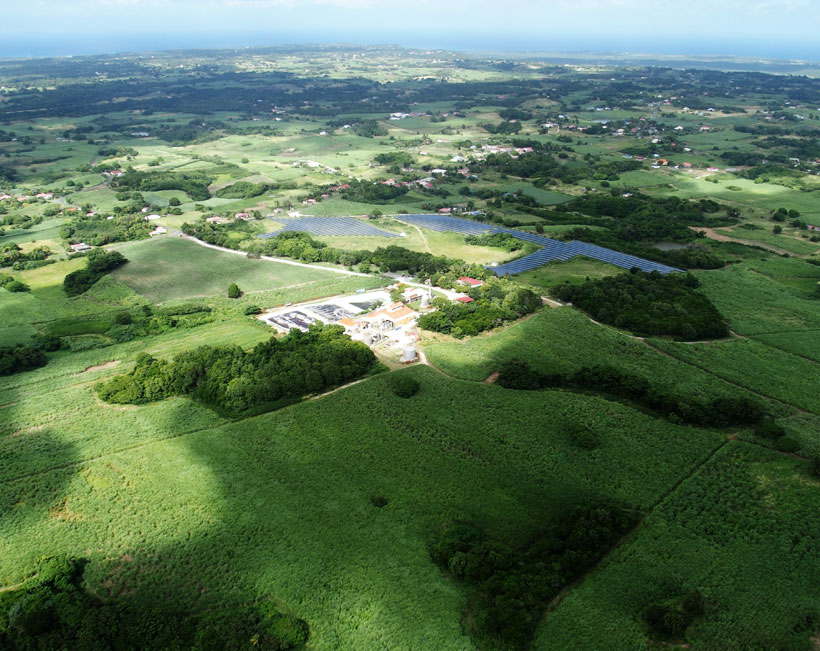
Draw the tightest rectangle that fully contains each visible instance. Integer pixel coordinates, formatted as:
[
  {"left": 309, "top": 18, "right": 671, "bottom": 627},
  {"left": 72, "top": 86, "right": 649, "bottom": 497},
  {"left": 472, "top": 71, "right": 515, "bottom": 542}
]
[
  {"left": 401, "top": 346, "right": 418, "bottom": 363},
  {"left": 420, "top": 294, "right": 431, "bottom": 308}
]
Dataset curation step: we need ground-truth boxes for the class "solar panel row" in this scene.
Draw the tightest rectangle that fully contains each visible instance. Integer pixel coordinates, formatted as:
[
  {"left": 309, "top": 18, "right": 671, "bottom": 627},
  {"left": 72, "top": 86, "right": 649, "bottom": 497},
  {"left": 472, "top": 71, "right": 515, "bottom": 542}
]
[
  {"left": 396, "top": 214, "right": 493, "bottom": 235},
  {"left": 258, "top": 213, "right": 682, "bottom": 276},
  {"left": 259, "top": 216, "right": 399, "bottom": 239}
]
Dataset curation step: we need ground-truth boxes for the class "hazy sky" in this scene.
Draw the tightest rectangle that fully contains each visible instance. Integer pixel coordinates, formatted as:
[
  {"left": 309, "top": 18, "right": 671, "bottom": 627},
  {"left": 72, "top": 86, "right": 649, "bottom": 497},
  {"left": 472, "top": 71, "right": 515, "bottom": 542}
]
[{"left": 4, "top": 0, "right": 820, "bottom": 59}]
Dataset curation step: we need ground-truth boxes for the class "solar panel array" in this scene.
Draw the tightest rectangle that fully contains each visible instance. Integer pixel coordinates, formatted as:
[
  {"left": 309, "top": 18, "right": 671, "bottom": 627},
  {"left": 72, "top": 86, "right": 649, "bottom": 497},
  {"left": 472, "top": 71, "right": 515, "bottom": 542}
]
[
  {"left": 394, "top": 215, "right": 681, "bottom": 276},
  {"left": 258, "top": 213, "right": 683, "bottom": 276},
  {"left": 396, "top": 213, "right": 494, "bottom": 235},
  {"left": 259, "top": 216, "right": 399, "bottom": 239}
]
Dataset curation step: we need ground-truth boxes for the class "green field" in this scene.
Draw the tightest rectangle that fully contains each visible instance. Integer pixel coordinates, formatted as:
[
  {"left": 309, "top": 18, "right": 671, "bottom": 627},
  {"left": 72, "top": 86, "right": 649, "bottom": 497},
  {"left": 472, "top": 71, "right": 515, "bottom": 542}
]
[
  {"left": 0, "top": 364, "right": 722, "bottom": 649},
  {"left": 694, "top": 258, "right": 820, "bottom": 335},
  {"left": 424, "top": 307, "right": 772, "bottom": 408},
  {"left": 4, "top": 45, "right": 820, "bottom": 650},
  {"left": 110, "top": 237, "right": 355, "bottom": 303},
  {"left": 536, "top": 442, "right": 820, "bottom": 650}
]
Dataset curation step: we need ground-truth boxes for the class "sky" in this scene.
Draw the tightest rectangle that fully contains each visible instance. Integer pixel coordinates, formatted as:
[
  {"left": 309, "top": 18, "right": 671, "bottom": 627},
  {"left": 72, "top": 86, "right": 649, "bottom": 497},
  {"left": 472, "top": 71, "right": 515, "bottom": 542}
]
[{"left": 3, "top": 0, "right": 820, "bottom": 60}]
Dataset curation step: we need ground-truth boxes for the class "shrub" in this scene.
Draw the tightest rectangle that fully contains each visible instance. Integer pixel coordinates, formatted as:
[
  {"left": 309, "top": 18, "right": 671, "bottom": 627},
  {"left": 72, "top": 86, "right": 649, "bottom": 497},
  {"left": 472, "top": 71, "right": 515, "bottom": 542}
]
[
  {"left": 775, "top": 437, "right": 800, "bottom": 453},
  {"left": 4, "top": 280, "right": 30, "bottom": 292},
  {"left": 809, "top": 456, "right": 820, "bottom": 479},
  {"left": 755, "top": 418, "right": 786, "bottom": 440},
  {"left": 0, "top": 345, "right": 48, "bottom": 376},
  {"left": 114, "top": 312, "right": 133, "bottom": 325},
  {"left": 263, "top": 615, "right": 309, "bottom": 649},
  {"left": 570, "top": 425, "right": 601, "bottom": 450},
  {"left": 390, "top": 375, "right": 420, "bottom": 398},
  {"left": 227, "top": 283, "right": 242, "bottom": 299},
  {"left": 244, "top": 305, "right": 262, "bottom": 315}
]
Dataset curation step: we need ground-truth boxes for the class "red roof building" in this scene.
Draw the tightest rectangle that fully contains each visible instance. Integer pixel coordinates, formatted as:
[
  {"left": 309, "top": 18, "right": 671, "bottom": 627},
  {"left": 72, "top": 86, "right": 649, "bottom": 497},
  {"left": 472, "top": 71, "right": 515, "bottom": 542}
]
[
  {"left": 456, "top": 296, "right": 474, "bottom": 303},
  {"left": 458, "top": 277, "right": 484, "bottom": 288}
]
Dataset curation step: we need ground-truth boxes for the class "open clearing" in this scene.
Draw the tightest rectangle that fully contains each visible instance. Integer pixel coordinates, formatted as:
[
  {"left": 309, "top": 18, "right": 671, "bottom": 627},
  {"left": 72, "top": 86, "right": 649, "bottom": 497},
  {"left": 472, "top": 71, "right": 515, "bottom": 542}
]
[{"left": 111, "top": 236, "right": 346, "bottom": 302}]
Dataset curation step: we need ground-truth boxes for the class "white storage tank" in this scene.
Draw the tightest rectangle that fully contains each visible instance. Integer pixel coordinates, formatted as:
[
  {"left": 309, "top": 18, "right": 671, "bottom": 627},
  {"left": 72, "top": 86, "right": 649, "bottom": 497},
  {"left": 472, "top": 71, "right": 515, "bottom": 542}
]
[{"left": 401, "top": 346, "right": 418, "bottom": 363}]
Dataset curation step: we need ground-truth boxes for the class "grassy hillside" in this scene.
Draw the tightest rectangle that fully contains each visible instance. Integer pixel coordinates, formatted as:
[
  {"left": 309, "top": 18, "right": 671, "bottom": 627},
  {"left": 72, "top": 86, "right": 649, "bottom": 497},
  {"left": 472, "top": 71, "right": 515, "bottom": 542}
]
[
  {"left": 1, "top": 364, "right": 721, "bottom": 649},
  {"left": 111, "top": 237, "right": 358, "bottom": 303},
  {"left": 535, "top": 442, "right": 820, "bottom": 650}
]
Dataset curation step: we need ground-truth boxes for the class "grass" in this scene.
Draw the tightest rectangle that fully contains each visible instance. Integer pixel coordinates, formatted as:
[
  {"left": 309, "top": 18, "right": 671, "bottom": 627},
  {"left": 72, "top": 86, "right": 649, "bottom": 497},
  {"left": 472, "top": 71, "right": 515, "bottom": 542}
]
[
  {"left": 514, "top": 256, "right": 622, "bottom": 290},
  {"left": 424, "top": 307, "right": 763, "bottom": 404},
  {"left": 649, "top": 336, "right": 820, "bottom": 415},
  {"left": 110, "top": 237, "right": 352, "bottom": 303},
  {"left": 535, "top": 442, "right": 820, "bottom": 650},
  {"left": 694, "top": 258, "right": 820, "bottom": 335},
  {"left": 717, "top": 226, "right": 820, "bottom": 255},
  {"left": 0, "top": 365, "right": 721, "bottom": 648}
]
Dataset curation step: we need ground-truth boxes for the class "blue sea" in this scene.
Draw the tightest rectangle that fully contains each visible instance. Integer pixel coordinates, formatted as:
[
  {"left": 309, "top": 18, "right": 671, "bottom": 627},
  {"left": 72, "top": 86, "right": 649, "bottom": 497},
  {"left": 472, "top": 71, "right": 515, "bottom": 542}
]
[{"left": 1, "top": 32, "right": 818, "bottom": 64}]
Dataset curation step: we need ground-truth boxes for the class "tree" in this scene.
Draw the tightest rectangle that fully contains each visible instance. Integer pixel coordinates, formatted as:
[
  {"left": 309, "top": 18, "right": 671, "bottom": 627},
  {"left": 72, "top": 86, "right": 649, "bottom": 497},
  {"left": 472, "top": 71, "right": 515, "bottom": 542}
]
[
  {"left": 168, "top": 197, "right": 181, "bottom": 206},
  {"left": 227, "top": 283, "right": 242, "bottom": 299},
  {"left": 773, "top": 225, "right": 783, "bottom": 234}
]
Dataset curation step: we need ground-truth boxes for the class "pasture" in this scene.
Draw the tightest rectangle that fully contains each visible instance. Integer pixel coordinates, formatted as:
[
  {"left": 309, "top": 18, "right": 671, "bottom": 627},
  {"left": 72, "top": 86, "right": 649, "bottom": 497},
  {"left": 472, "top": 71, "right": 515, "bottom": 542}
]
[
  {"left": 536, "top": 442, "right": 820, "bottom": 650},
  {"left": 0, "top": 365, "right": 721, "bottom": 649},
  {"left": 110, "top": 236, "right": 351, "bottom": 303}
]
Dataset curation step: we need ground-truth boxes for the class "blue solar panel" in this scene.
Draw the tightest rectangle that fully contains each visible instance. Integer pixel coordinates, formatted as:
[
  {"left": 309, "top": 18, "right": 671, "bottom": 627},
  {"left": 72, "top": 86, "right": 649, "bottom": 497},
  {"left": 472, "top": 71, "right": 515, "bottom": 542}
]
[
  {"left": 397, "top": 214, "right": 493, "bottom": 235},
  {"left": 259, "top": 216, "right": 399, "bottom": 239},
  {"left": 260, "top": 213, "right": 683, "bottom": 276}
]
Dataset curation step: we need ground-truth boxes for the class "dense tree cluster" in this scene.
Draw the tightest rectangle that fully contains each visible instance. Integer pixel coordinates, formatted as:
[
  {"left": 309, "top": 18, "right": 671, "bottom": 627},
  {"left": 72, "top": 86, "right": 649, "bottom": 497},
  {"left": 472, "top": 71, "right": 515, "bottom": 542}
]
[
  {"left": 561, "top": 193, "right": 729, "bottom": 243},
  {"left": 0, "top": 274, "right": 30, "bottom": 293},
  {"left": 418, "top": 283, "right": 540, "bottom": 338},
  {"left": 642, "top": 590, "right": 707, "bottom": 641},
  {"left": 1, "top": 243, "right": 52, "bottom": 269},
  {"left": 430, "top": 504, "right": 637, "bottom": 649},
  {"left": 551, "top": 271, "right": 729, "bottom": 340},
  {"left": 0, "top": 556, "right": 309, "bottom": 650},
  {"left": 464, "top": 232, "right": 523, "bottom": 252},
  {"left": 0, "top": 344, "right": 47, "bottom": 376},
  {"left": 339, "top": 179, "right": 408, "bottom": 203},
  {"left": 61, "top": 212, "right": 151, "bottom": 246},
  {"left": 214, "top": 181, "right": 273, "bottom": 199},
  {"left": 495, "top": 359, "right": 767, "bottom": 428},
  {"left": 96, "top": 324, "right": 376, "bottom": 416},
  {"left": 113, "top": 170, "right": 212, "bottom": 201},
  {"left": 63, "top": 249, "right": 128, "bottom": 296}
]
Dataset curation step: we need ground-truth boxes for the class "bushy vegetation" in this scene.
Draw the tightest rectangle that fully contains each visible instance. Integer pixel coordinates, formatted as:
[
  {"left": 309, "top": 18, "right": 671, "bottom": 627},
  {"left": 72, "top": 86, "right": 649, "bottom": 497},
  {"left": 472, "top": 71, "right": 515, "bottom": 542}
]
[
  {"left": 0, "top": 555, "right": 309, "bottom": 650},
  {"left": 431, "top": 504, "right": 638, "bottom": 649},
  {"left": 61, "top": 212, "right": 151, "bottom": 246},
  {"left": 63, "top": 249, "right": 128, "bottom": 296},
  {"left": 0, "top": 344, "right": 47, "bottom": 376},
  {"left": 551, "top": 271, "right": 729, "bottom": 340},
  {"left": 1, "top": 243, "right": 52, "bottom": 269},
  {"left": 418, "top": 283, "right": 541, "bottom": 338},
  {"left": 465, "top": 232, "right": 523, "bottom": 252},
  {"left": 214, "top": 181, "right": 273, "bottom": 199},
  {"left": 0, "top": 274, "right": 30, "bottom": 292},
  {"left": 496, "top": 358, "right": 768, "bottom": 428},
  {"left": 96, "top": 324, "right": 376, "bottom": 416},
  {"left": 113, "top": 170, "right": 212, "bottom": 201}
]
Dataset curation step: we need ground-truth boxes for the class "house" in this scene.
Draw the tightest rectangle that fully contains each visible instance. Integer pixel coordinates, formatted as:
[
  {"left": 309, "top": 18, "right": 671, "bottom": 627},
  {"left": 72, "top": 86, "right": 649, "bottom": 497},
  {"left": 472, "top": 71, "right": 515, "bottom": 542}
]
[
  {"left": 70, "top": 242, "right": 92, "bottom": 253},
  {"left": 145, "top": 214, "right": 162, "bottom": 221},
  {"left": 35, "top": 192, "right": 54, "bottom": 199},
  {"left": 206, "top": 216, "right": 227, "bottom": 224},
  {"left": 235, "top": 212, "right": 250, "bottom": 219},
  {"left": 456, "top": 296, "right": 474, "bottom": 303},
  {"left": 458, "top": 277, "right": 483, "bottom": 288},
  {"left": 438, "top": 207, "right": 451, "bottom": 214},
  {"left": 430, "top": 168, "right": 447, "bottom": 175},
  {"left": 149, "top": 226, "right": 167, "bottom": 236},
  {"left": 402, "top": 286, "right": 425, "bottom": 302}
]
